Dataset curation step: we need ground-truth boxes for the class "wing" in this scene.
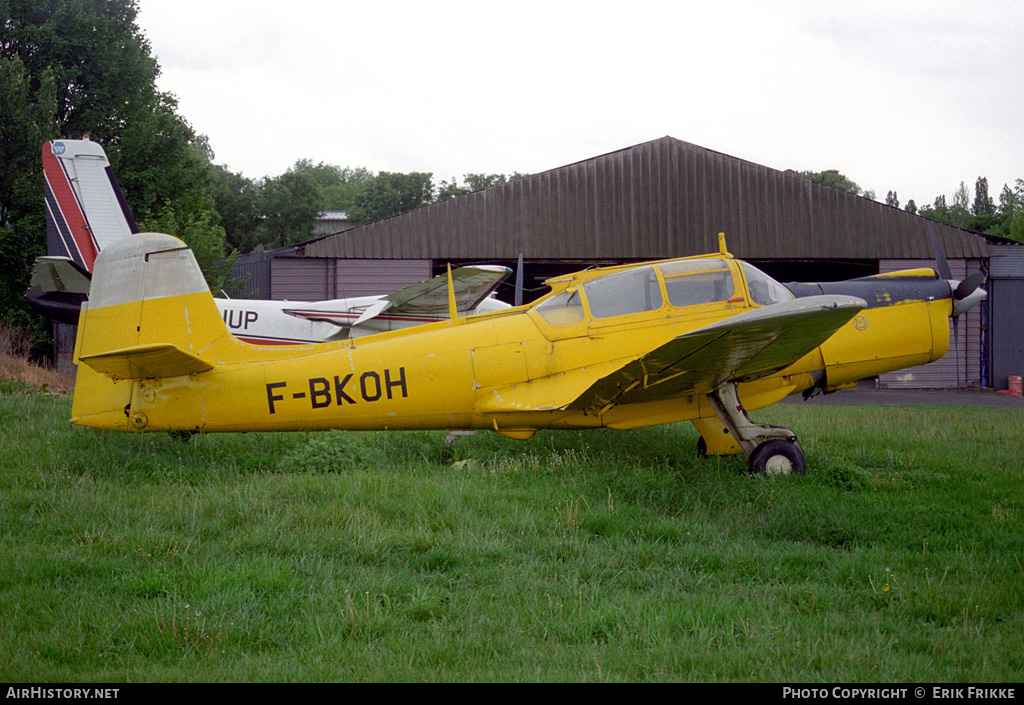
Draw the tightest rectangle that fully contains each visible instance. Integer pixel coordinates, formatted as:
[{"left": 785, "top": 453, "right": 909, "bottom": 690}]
[
  {"left": 568, "top": 295, "right": 866, "bottom": 412},
  {"left": 284, "top": 265, "right": 512, "bottom": 327},
  {"left": 477, "top": 295, "right": 865, "bottom": 415}
]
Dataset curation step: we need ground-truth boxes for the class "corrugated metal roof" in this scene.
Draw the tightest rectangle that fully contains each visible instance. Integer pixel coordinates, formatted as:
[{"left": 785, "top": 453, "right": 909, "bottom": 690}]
[{"left": 304, "top": 136, "right": 989, "bottom": 262}]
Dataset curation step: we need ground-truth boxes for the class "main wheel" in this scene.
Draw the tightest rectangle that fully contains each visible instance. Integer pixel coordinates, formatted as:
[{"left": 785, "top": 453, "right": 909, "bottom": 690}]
[{"left": 748, "top": 439, "right": 805, "bottom": 476}]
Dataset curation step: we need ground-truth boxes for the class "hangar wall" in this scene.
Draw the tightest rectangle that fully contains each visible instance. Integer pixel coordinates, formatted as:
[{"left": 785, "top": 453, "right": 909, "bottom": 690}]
[
  {"left": 988, "top": 245, "right": 1024, "bottom": 392},
  {"left": 269, "top": 258, "right": 430, "bottom": 301}
]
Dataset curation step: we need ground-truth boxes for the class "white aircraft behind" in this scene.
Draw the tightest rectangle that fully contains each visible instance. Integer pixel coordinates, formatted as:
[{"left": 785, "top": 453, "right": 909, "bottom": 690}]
[{"left": 28, "top": 138, "right": 511, "bottom": 343}]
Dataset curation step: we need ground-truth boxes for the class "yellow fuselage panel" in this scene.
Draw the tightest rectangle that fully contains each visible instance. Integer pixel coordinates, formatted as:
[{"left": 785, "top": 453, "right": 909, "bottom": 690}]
[
  {"left": 818, "top": 298, "right": 950, "bottom": 387},
  {"left": 72, "top": 283, "right": 953, "bottom": 435}
]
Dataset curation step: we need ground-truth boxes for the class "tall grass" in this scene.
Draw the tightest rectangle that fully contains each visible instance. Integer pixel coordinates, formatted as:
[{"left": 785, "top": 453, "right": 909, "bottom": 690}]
[{"left": 1, "top": 386, "right": 1021, "bottom": 682}]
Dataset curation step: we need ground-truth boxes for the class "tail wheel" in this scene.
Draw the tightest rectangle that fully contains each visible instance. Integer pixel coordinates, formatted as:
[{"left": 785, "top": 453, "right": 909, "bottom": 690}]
[{"left": 748, "top": 439, "right": 805, "bottom": 476}]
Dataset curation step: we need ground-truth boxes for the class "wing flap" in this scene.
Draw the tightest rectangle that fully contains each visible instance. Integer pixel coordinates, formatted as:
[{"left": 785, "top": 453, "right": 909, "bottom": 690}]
[
  {"left": 474, "top": 357, "right": 633, "bottom": 415},
  {"left": 79, "top": 343, "right": 214, "bottom": 380}
]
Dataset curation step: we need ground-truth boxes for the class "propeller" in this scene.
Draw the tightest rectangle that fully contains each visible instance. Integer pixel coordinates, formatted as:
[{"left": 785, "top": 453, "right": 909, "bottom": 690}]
[
  {"left": 954, "top": 271, "right": 986, "bottom": 303},
  {"left": 927, "top": 224, "right": 987, "bottom": 390}
]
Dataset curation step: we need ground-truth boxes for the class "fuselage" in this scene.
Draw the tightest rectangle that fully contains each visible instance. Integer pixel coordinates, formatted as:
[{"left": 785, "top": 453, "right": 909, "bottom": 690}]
[{"left": 72, "top": 251, "right": 953, "bottom": 437}]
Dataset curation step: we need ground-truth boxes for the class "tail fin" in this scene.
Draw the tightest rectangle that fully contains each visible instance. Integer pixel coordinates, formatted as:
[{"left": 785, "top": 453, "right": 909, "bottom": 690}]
[
  {"left": 43, "top": 138, "right": 137, "bottom": 273},
  {"left": 71, "top": 233, "right": 231, "bottom": 430},
  {"left": 32, "top": 139, "right": 138, "bottom": 323}
]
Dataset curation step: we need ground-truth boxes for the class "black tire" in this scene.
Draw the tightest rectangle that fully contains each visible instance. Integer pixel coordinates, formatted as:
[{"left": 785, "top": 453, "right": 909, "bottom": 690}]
[
  {"left": 748, "top": 439, "right": 805, "bottom": 476},
  {"left": 696, "top": 436, "right": 708, "bottom": 458}
]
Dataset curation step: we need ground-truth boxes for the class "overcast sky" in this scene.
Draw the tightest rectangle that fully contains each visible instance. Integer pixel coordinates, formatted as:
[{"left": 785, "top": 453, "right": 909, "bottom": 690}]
[{"left": 135, "top": 0, "right": 1023, "bottom": 207}]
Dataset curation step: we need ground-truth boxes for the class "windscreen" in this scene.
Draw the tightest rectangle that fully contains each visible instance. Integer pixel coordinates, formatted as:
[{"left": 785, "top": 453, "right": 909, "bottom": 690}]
[{"left": 739, "top": 262, "right": 795, "bottom": 305}]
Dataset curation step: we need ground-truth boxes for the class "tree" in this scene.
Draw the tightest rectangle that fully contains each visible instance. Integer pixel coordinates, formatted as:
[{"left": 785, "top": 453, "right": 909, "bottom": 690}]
[
  {"left": 435, "top": 172, "right": 528, "bottom": 202},
  {"left": 950, "top": 182, "right": 971, "bottom": 229},
  {"left": 0, "top": 0, "right": 225, "bottom": 348},
  {"left": 916, "top": 177, "right": 1024, "bottom": 236},
  {"left": 972, "top": 177, "right": 995, "bottom": 216},
  {"left": 347, "top": 172, "right": 434, "bottom": 224},
  {"left": 1, "top": 0, "right": 214, "bottom": 219},
  {"left": 987, "top": 179, "right": 1024, "bottom": 242},
  {"left": 0, "top": 55, "right": 56, "bottom": 228},
  {"left": 920, "top": 187, "right": 970, "bottom": 229},
  {"left": 255, "top": 170, "right": 323, "bottom": 248},
  {"left": 1, "top": 0, "right": 159, "bottom": 145},
  {"left": 797, "top": 170, "right": 875, "bottom": 200},
  {"left": 886, "top": 190, "right": 899, "bottom": 209},
  {"left": 919, "top": 195, "right": 949, "bottom": 225},
  {"left": 0, "top": 54, "right": 57, "bottom": 345},
  {"left": 904, "top": 199, "right": 917, "bottom": 215},
  {"left": 140, "top": 201, "right": 233, "bottom": 292},
  {"left": 287, "top": 159, "right": 374, "bottom": 212},
  {"left": 998, "top": 183, "right": 1018, "bottom": 215},
  {"left": 967, "top": 176, "right": 1000, "bottom": 233},
  {"left": 109, "top": 91, "right": 212, "bottom": 219},
  {"left": 1005, "top": 210, "right": 1024, "bottom": 243},
  {"left": 207, "top": 164, "right": 262, "bottom": 253}
]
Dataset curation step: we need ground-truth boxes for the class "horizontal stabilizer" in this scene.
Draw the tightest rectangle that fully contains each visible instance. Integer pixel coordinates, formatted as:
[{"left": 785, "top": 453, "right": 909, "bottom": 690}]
[
  {"left": 26, "top": 256, "right": 93, "bottom": 324},
  {"left": 352, "top": 298, "right": 392, "bottom": 327},
  {"left": 80, "top": 343, "right": 214, "bottom": 380},
  {"left": 30, "top": 256, "right": 93, "bottom": 295}
]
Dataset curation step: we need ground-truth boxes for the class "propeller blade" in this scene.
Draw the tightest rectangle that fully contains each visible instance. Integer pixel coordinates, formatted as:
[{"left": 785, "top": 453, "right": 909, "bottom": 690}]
[
  {"left": 928, "top": 223, "right": 952, "bottom": 280},
  {"left": 928, "top": 224, "right": 983, "bottom": 391},
  {"left": 954, "top": 272, "right": 986, "bottom": 300}
]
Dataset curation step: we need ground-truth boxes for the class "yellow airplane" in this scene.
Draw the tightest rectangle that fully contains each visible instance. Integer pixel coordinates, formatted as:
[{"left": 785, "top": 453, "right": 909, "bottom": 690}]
[{"left": 70, "top": 231, "right": 986, "bottom": 475}]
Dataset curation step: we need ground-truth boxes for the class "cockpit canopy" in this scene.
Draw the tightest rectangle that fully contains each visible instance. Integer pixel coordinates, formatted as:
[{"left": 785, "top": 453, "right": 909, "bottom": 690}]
[{"left": 534, "top": 258, "right": 793, "bottom": 327}]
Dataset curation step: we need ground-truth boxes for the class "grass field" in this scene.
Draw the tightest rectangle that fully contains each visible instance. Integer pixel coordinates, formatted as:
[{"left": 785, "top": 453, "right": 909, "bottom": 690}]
[{"left": 1, "top": 379, "right": 1022, "bottom": 682}]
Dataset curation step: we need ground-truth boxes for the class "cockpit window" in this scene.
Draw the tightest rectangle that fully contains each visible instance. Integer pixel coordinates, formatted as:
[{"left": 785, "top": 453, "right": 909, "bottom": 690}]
[
  {"left": 658, "top": 259, "right": 735, "bottom": 308},
  {"left": 739, "top": 262, "right": 795, "bottom": 306},
  {"left": 535, "top": 288, "right": 584, "bottom": 326},
  {"left": 583, "top": 266, "right": 663, "bottom": 319}
]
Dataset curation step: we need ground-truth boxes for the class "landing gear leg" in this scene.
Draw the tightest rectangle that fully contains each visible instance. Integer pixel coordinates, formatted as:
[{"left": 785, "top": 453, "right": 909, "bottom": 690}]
[
  {"left": 442, "top": 430, "right": 475, "bottom": 460},
  {"left": 705, "top": 383, "right": 806, "bottom": 475}
]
